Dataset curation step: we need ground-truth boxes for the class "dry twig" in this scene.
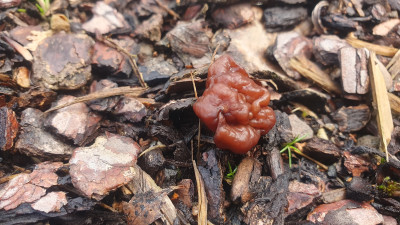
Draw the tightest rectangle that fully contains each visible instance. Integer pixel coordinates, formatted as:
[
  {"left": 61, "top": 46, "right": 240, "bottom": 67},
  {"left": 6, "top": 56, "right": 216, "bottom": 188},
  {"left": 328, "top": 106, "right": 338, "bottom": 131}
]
[{"left": 44, "top": 86, "right": 145, "bottom": 114}]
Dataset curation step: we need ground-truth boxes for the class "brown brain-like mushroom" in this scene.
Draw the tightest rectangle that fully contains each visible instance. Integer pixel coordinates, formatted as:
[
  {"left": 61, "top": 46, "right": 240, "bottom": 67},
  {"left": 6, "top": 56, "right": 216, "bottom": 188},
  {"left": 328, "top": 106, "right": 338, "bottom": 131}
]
[{"left": 193, "top": 55, "right": 276, "bottom": 154}]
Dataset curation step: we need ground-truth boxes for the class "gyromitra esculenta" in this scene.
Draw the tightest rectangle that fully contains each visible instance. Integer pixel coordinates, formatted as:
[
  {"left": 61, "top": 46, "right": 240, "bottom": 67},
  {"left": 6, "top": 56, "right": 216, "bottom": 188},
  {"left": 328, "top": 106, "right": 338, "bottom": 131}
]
[{"left": 193, "top": 55, "right": 276, "bottom": 154}]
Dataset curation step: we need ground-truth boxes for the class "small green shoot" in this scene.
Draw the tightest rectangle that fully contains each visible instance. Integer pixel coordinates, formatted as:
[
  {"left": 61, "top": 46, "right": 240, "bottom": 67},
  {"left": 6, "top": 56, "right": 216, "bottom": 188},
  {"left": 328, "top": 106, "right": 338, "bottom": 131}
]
[
  {"left": 280, "top": 135, "right": 307, "bottom": 168},
  {"left": 17, "top": 8, "right": 27, "bottom": 13},
  {"left": 378, "top": 177, "right": 400, "bottom": 197},
  {"left": 29, "top": 0, "right": 50, "bottom": 18},
  {"left": 224, "top": 161, "right": 237, "bottom": 185}
]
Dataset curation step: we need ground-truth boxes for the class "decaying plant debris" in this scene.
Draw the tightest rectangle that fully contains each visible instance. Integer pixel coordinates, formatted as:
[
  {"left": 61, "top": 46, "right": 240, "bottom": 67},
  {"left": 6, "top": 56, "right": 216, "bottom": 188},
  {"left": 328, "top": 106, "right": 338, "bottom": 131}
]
[{"left": 1, "top": 0, "right": 400, "bottom": 224}]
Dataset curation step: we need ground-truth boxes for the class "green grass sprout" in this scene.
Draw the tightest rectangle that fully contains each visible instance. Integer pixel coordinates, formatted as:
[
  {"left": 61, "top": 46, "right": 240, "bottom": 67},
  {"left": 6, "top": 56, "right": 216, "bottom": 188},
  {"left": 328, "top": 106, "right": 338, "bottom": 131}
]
[{"left": 280, "top": 135, "right": 307, "bottom": 168}]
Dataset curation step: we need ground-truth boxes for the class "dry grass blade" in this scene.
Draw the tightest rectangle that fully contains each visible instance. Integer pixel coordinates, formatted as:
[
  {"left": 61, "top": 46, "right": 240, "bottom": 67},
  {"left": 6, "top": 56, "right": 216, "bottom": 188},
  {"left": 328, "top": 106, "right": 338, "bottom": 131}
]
[
  {"left": 346, "top": 33, "right": 399, "bottom": 57},
  {"left": 44, "top": 86, "right": 145, "bottom": 114},
  {"left": 139, "top": 144, "right": 166, "bottom": 158},
  {"left": 193, "top": 160, "right": 207, "bottom": 225},
  {"left": 290, "top": 55, "right": 342, "bottom": 95},
  {"left": 369, "top": 52, "right": 394, "bottom": 161},
  {"left": 388, "top": 92, "right": 400, "bottom": 115},
  {"left": 386, "top": 50, "right": 400, "bottom": 79}
]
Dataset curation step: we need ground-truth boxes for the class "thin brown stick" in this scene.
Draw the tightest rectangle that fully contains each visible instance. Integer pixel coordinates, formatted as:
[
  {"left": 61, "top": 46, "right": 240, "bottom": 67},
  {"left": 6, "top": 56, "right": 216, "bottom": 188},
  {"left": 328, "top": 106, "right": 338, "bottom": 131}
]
[
  {"left": 97, "top": 35, "right": 148, "bottom": 88},
  {"left": 44, "top": 87, "right": 145, "bottom": 114},
  {"left": 211, "top": 43, "right": 220, "bottom": 64},
  {"left": 155, "top": 0, "right": 180, "bottom": 20}
]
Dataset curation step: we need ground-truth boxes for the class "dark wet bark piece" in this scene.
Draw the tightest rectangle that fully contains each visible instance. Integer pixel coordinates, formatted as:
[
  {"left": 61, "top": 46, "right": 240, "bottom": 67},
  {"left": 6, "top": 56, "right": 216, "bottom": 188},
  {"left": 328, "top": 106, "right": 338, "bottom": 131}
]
[
  {"left": 17, "top": 89, "right": 56, "bottom": 110},
  {"left": 346, "top": 176, "right": 374, "bottom": 202},
  {"left": 313, "top": 35, "right": 350, "bottom": 66},
  {"left": 15, "top": 108, "right": 73, "bottom": 159},
  {"left": 134, "top": 13, "right": 163, "bottom": 42},
  {"left": 212, "top": 3, "right": 254, "bottom": 29},
  {"left": 263, "top": 6, "right": 307, "bottom": 32},
  {"left": 321, "top": 14, "right": 358, "bottom": 32},
  {"left": 307, "top": 200, "right": 384, "bottom": 224},
  {"left": 197, "top": 149, "right": 225, "bottom": 224},
  {"left": 88, "top": 79, "right": 120, "bottom": 112},
  {"left": 139, "top": 55, "right": 178, "bottom": 87},
  {"left": 156, "top": 98, "right": 195, "bottom": 121},
  {"left": 230, "top": 157, "right": 261, "bottom": 203},
  {"left": 32, "top": 33, "right": 93, "bottom": 90},
  {"left": 340, "top": 47, "right": 369, "bottom": 94},
  {"left": 331, "top": 104, "right": 370, "bottom": 132},
  {"left": 122, "top": 190, "right": 167, "bottom": 225},
  {"left": 303, "top": 137, "right": 341, "bottom": 165},
  {"left": 266, "top": 147, "right": 284, "bottom": 179},
  {"left": 244, "top": 172, "right": 289, "bottom": 225},
  {"left": 69, "top": 134, "right": 140, "bottom": 200},
  {"left": 126, "top": 165, "right": 177, "bottom": 224},
  {"left": 44, "top": 95, "right": 102, "bottom": 146},
  {"left": 156, "top": 167, "right": 178, "bottom": 188},
  {"left": 270, "top": 32, "right": 313, "bottom": 80},
  {"left": 166, "top": 20, "right": 212, "bottom": 65},
  {"left": 0, "top": 161, "right": 62, "bottom": 210},
  {"left": 138, "top": 149, "right": 165, "bottom": 177},
  {"left": 0, "top": 107, "right": 18, "bottom": 150}
]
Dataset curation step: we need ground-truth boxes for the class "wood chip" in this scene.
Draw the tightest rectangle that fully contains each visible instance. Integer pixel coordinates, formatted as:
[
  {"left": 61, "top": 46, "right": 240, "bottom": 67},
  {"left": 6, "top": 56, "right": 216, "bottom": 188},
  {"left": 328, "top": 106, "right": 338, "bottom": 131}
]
[
  {"left": 386, "top": 50, "right": 400, "bottom": 79},
  {"left": 369, "top": 52, "right": 394, "bottom": 161},
  {"left": 290, "top": 55, "right": 342, "bottom": 95},
  {"left": 346, "top": 33, "right": 399, "bottom": 57},
  {"left": 388, "top": 92, "right": 400, "bottom": 115}
]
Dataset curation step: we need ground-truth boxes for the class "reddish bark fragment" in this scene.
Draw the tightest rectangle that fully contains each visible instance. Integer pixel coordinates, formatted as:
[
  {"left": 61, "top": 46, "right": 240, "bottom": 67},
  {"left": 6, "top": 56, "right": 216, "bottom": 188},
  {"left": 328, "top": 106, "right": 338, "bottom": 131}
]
[
  {"left": 307, "top": 200, "right": 384, "bottom": 225},
  {"left": 45, "top": 95, "right": 102, "bottom": 146},
  {"left": 0, "top": 162, "right": 62, "bottom": 210},
  {"left": 91, "top": 38, "right": 136, "bottom": 78},
  {"left": 0, "top": 107, "right": 18, "bottom": 150},
  {"left": 174, "top": 179, "right": 194, "bottom": 208},
  {"left": 343, "top": 151, "right": 373, "bottom": 177},
  {"left": 212, "top": 3, "right": 254, "bottom": 29},
  {"left": 69, "top": 134, "right": 140, "bottom": 200},
  {"left": 113, "top": 97, "right": 147, "bottom": 122},
  {"left": 287, "top": 180, "right": 321, "bottom": 215},
  {"left": 31, "top": 191, "right": 67, "bottom": 213}
]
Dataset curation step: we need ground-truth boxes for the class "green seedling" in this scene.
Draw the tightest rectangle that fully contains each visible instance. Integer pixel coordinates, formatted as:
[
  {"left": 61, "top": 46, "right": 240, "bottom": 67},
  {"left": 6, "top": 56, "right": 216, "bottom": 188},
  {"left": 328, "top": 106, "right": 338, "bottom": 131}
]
[
  {"left": 224, "top": 161, "right": 237, "bottom": 185},
  {"left": 280, "top": 135, "right": 307, "bottom": 168},
  {"left": 378, "top": 177, "right": 400, "bottom": 197},
  {"left": 29, "top": 0, "right": 50, "bottom": 18}
]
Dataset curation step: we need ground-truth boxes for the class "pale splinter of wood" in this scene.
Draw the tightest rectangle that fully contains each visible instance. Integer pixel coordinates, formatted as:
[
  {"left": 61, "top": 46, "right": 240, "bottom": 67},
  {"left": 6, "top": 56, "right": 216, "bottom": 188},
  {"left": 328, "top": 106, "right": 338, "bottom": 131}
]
[{"left": 369, "top": 52, "right": 394, "bottom": 161}]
